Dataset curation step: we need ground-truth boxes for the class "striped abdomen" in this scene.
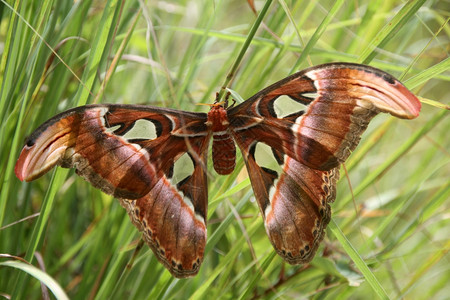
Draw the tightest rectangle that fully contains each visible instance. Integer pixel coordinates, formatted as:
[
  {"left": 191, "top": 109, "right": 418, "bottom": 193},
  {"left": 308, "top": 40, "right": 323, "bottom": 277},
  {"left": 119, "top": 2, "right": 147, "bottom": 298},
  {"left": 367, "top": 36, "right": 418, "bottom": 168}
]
[
  {"left": 207, "top": 104, "right": 236, "bottom": 175},
  {"left": 212, "top": 132, "right": 236, "bottom": 175}
]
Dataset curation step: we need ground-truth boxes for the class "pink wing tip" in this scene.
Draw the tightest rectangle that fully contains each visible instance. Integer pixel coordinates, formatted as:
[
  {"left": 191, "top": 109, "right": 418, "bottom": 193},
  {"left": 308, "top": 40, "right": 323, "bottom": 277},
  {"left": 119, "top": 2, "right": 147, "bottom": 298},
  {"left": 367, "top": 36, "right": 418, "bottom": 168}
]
[
  {"left": 15, "top": 146, "right": 33, "bottom": 182},
  {"left": 395, "top": 81, "right": 421, "bottom": 119}
]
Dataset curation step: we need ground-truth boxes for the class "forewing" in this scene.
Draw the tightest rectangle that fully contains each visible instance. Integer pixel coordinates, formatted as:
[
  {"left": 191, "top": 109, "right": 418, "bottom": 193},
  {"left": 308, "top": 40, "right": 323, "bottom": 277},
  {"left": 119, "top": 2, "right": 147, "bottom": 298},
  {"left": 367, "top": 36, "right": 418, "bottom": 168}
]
[
  {"left": 15, "top": 104, "right": 210, "bottom": 277},
  {"left": 15, "top": 104, "right": 208, "bottom": 198},
  {"left": 228, "top": 62, "right": 421, "bottom": 171}
]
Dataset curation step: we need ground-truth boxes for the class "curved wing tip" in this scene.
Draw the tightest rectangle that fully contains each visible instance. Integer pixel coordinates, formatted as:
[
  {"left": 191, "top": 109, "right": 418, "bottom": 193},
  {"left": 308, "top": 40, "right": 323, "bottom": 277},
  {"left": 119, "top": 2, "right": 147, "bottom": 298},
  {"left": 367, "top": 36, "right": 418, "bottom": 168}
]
[
  {"left": 405, "top": 94, "right": 421, "bottom": 119},
  {"left": 413, "top": 95, "right": 422, "bottom": 114},
  {"left": 392, "top": 79, "right": 421, "bottom": 119},
  {"left": 14, "top": 165, "right": 26, "bottom": 181},
  {"left": 15, "top": 150, "right": 29, "bottom": 182},
  {"left": 14, "top": 146, "right": 38, "bottom": 182}
]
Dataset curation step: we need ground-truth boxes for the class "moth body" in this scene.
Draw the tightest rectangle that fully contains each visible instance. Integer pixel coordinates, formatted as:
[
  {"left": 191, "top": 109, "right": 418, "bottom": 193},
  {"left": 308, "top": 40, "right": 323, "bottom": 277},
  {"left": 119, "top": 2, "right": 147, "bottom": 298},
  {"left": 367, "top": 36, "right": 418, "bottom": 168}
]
[{"left": 207, "top": 104, "right": 236, "bottom": 175}]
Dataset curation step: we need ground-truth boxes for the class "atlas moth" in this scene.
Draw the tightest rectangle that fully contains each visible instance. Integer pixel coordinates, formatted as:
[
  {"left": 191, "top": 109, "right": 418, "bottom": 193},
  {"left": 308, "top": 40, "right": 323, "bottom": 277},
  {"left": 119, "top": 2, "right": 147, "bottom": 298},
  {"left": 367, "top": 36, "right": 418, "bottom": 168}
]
[{"left": 16, "top": 63, "right": 421, "bottom": 278}]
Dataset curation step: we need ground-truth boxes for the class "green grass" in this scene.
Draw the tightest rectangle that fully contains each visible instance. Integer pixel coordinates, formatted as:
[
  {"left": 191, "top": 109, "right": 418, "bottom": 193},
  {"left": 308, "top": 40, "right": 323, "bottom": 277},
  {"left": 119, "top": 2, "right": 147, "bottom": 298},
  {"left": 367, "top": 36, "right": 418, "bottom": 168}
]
[{"left": 1, "top": 0, "right": 449, "bottom": 299}]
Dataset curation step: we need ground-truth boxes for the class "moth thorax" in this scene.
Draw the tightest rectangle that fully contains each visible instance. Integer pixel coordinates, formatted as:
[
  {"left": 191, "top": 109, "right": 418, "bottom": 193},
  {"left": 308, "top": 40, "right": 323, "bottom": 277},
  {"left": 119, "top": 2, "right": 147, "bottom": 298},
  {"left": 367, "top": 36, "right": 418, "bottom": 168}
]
[{"left": 207, "top": 105, "right": 236, "bottom": 175}]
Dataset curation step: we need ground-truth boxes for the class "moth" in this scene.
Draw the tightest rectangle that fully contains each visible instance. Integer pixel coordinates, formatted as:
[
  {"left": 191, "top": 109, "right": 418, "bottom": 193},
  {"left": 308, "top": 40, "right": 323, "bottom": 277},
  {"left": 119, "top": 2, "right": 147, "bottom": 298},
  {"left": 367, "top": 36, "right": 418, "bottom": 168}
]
[{"left": 15, "top": 63, "right": 421, "bottom": 278}]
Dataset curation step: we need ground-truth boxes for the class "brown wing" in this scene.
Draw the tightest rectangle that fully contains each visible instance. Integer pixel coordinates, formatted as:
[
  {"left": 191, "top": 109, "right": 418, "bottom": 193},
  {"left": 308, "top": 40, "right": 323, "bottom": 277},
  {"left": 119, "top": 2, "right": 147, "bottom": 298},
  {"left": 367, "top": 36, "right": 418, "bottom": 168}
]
[
  {"left": 228, "top": 62, "right": 421, "bottom": 171},
  {"left": 119, "top": 147, "right": 208, "bottom": 278},
  {"left": 15, "top": 104, "right": 210, "bottom": 277},
  {"left": 229, "top": 63, "right": 420, "bottom": 264},
  {"left": 233, "top": 136, "right": 339, "bottom": 264}
]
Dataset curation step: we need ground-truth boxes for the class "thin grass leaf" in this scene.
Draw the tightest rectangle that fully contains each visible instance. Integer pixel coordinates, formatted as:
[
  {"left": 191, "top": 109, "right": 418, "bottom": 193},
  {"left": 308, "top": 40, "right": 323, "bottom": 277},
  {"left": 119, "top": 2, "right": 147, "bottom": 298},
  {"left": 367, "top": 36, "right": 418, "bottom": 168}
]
[
  {"left": 339, "top": 109, "right": 448, "bottom": 209},
  {"left": 12, "top": 169, "right": 69, "bottom": 299},
  {"left": 238, "top": 251, "right": 276, "bottom": 300},
  {"left": 0, "top": 260, "right": 69, "bottom": 300},
  {"left": 191, "top": 219, "right": 260, "bottom": 300},
  {"left": 292, "top": 0, "right": 346, "bottom": 70},
  {"left": 358, "top": 0, "right": 427, "bottom": 63},
  {"left": 405, "top": 57, "right": 450, "bottom": 89},
  {"left": 73, "top": 0, "right": 120, "bottom": 106},
  {"left": 218, "top": 0, "right": 274, "bottom": 101},
  {"left": 329, "top": 220, "right": 389, "bottom": 300},
  {"left": 401, "top": 239, "right": 450, "bottom": 297},
  {"left": 0, "top": 0, "right": 20, "bottom": 122}
]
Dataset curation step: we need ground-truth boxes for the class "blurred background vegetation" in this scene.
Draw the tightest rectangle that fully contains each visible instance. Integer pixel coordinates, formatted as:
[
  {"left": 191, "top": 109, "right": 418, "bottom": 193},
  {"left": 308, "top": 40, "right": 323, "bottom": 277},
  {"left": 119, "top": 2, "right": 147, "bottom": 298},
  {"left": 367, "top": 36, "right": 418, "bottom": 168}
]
[{"left": 0, "top": 0, "right": 448, "bottom": 299}]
